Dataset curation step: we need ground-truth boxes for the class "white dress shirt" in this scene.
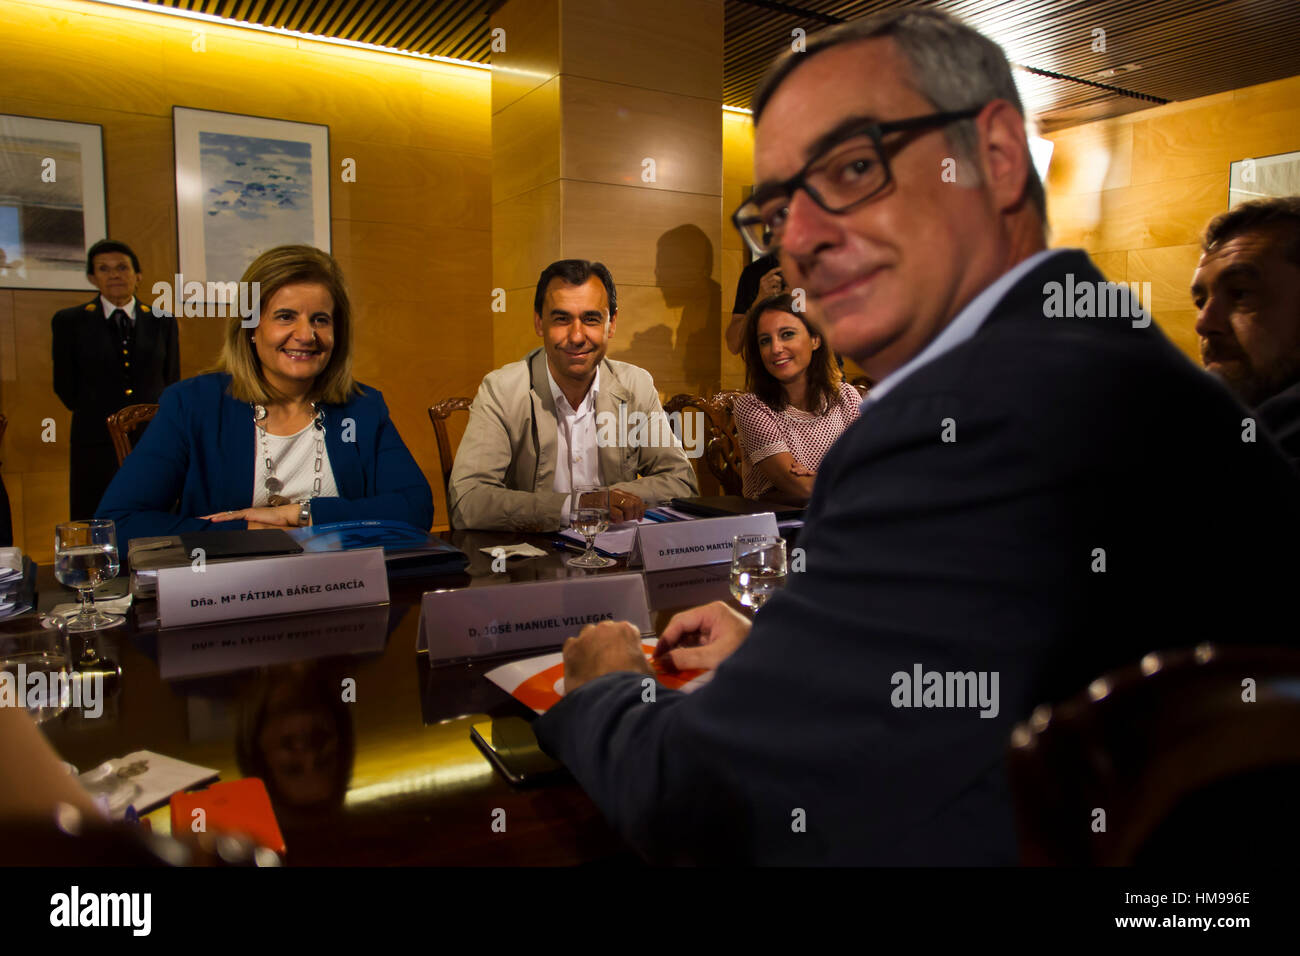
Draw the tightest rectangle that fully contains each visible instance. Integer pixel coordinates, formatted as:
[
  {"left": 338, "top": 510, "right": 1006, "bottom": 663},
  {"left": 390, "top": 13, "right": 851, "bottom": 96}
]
[
  {"left": 547, "top": 363, "right": 602, "bottom": 519},
  {"left": 101, "top": 296, "right": 137, "bottom": 327}
]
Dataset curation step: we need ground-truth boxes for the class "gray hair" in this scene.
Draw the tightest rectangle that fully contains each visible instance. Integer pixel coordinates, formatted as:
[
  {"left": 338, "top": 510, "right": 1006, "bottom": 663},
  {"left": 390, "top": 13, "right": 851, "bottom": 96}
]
[{"left": 752, "top": 7, "right": 1047, "bottom": 226}]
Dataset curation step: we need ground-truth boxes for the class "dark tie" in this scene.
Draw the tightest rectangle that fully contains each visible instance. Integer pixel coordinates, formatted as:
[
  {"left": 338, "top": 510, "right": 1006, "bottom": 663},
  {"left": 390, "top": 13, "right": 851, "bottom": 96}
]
[{"left": 111, "top": 308, "right": 130, "bottom": 341}]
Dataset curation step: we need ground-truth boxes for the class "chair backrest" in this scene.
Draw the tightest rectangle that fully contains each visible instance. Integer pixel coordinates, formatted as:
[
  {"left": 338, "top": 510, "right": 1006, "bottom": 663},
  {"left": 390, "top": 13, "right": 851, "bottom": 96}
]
[
  {"left": 664, "top": 391, "right": 745, "bottom": 496},
  {"left": 105, "top": 404, "right": 159, "bottom": 466},
  {"left": 428, "top": 397, "right": 473, "bottom": 524},
  {"left": 1008, "top": 643, "right": 1300, "bottom": 865}
]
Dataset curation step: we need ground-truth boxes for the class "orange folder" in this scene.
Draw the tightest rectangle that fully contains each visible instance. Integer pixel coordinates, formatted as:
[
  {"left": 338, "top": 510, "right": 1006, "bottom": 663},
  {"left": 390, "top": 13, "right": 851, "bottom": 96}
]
[{"left": 169, "top": 778, "right": 286, "bottom": 857}]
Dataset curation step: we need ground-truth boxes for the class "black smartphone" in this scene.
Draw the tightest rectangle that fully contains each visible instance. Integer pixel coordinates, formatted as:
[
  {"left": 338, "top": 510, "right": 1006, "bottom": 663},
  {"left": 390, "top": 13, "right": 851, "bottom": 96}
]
[{"left": 470, "top": 717, "right": 566, "bottom": 785}]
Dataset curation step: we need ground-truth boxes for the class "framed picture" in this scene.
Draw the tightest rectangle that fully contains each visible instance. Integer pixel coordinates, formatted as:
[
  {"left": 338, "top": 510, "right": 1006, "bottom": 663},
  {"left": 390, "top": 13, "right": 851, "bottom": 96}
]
[
  {"left": 0, "top": 113, "right": 107, "bottom": 290},
  {"left": 173, "top": 107, "right": 330, "bottom": 286},
  {"left": 1230, "top": 150, "right": 1300, "bottom": 208}
]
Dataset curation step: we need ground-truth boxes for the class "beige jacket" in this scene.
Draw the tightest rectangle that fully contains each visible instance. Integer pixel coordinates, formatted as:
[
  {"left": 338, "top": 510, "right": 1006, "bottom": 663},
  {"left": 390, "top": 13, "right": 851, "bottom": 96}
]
[{"left": 449, "top": 349, "right": 699, "bottom": 531}]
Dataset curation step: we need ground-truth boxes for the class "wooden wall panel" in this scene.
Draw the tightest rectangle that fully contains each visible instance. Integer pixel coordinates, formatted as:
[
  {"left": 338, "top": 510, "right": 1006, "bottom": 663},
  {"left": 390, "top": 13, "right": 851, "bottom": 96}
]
[
  {"left": 492, "top": 77, "right": 562, "bottom": 205},
  {"left": 562, "top": 77, "right": 723, "bottom": 197},
  {"left": 1050, "top": 172, "right": 1224, "bottom": 254},
  {"left": 0, "top": 292, "right": 15, "bottom": 384},
  {"left": 562, "top": 0, "right": 723, "bottom": 101},
  {"left": 0, "top": 0, "right": 493, "bottom": 552},
  {"left": 20, "top": 471, "right": 64, "bottom": 563},
  {"left": 1046, "top": 72, "right": 1300, "bottom": 362},
  {"left": 490, "top": 0, "right": 560, "bottom": 116},
  {"left": 491, "top": 286, "right": 543, "bottom": 372},
  {"left": 561, "top": 182, "right": 720, "bottom": 287},
  {"left": 720, "top": 110, "right": 754, "bottom": 389},
  {"left": 605, "top": 283, "right": 720, "bottom": 400},
  {"left": 492, "top": 180, "right": 563, "bottom": 296}
]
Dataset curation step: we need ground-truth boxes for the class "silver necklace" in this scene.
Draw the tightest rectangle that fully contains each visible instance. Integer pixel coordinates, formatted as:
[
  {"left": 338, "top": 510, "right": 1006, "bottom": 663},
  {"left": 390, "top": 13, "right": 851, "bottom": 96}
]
[{"left": 254, "top": 403, "right": 324, "bottom": 507}]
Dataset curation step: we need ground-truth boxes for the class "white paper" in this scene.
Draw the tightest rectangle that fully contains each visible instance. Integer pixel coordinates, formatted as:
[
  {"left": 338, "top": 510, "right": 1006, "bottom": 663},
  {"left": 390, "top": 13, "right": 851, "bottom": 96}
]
[{"left": 80, "top": 750, "right": 218, "bottom": 819}]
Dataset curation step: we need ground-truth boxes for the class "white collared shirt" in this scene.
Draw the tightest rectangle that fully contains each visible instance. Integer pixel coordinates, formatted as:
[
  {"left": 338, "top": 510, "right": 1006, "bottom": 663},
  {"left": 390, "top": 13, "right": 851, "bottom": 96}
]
[
  {"left": 546, "top": 362, "right": 602, "bottom": 516},
  {"left": 862, "top": 248, "right": 1066, "bottom": 411},
  {"left": 101, "top": 296, "right": 137, "bottom": 327}
]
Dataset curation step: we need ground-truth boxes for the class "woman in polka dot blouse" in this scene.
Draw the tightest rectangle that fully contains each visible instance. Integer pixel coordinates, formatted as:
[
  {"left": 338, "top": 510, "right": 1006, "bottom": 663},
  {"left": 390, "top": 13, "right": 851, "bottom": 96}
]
[{"left": 733, "top": 292, "right": 861, "bottom": 502}]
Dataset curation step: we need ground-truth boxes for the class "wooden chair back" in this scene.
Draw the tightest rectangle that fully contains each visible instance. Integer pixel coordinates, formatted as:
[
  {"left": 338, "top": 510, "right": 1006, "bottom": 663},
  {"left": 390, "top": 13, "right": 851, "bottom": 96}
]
[
  {"left": 105, "top": 403, "right": 159, "bottom": 466},
  {"left": 428, "top": 397, "right": 473, "bottom": 525},
  {"left": 1008, "top": 643, "right": 1300, "bottom": 864},
  {"left": 664, "top": 391, "right": 745, "bottom": 497}
]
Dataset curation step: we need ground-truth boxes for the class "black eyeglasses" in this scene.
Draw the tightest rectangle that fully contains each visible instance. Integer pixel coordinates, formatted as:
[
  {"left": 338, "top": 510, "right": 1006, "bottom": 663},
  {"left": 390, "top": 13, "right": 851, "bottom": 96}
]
[{"left": 731, "top": 107, "right": 985, "bottom": 256}]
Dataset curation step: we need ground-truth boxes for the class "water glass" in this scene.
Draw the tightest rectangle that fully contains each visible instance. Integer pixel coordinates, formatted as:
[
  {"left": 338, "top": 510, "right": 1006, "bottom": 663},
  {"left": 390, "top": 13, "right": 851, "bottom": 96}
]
[
  {"left": 567, "top": 486, "right": 615, "bottom": 569},
  {"left": 729, "top": 534, "right": 788, "bottom": 612},
  {"left": 54, "top": 519, "right": 124, "bottom": 632}
]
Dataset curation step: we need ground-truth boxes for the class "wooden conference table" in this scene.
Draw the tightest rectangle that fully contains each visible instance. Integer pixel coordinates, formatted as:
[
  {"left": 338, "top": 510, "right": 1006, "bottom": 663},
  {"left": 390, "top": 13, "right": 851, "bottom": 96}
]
[{"left": 34, "top": 528, "right": 750, "bottom": 866}]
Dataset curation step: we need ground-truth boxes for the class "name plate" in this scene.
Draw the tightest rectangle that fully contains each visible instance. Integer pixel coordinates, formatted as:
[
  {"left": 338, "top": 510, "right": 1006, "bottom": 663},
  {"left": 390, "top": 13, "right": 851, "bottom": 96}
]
[
  {"left": 639, "top": 513, "right": 779, "bottom": 571},
  {"left": 419, "top": 573, "right": 651, "bottom": 663},
  {"left": 156, "top": 547, "right": 389, "bottom": 627}
]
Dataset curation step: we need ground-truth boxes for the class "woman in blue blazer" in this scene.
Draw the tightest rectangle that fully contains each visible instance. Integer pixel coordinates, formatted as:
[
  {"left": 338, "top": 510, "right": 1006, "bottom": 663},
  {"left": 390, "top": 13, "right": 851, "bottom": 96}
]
[{"left": 97, "top": 245, "right": 433, "bottom": 544}]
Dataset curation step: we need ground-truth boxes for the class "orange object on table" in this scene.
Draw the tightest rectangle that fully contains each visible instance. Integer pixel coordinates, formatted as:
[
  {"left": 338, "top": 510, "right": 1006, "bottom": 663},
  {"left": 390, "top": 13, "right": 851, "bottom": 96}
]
[{"left": 169, "top": 778, "right": 285, "bottom": 856}]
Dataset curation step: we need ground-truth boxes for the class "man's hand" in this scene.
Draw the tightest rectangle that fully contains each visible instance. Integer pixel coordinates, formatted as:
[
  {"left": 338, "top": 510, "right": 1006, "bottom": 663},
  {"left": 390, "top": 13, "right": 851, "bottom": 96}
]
[
  {"left": 562, "top": 620, "right": 653, "bottom": 696},
  {"left": 198, "top": 504, "right": 299, "bottom": 528},
  {"left": 789, "top": 461, "right": 815, "bottom": 478},
  {"left": 757, "top": 267, "right": 786, "bottom": 301},
  {"left": 583, "top": 488, "right": 645, "bottom": 522},
  {"left": 653, "top": 600, "right": 752, "bottom": 671}
]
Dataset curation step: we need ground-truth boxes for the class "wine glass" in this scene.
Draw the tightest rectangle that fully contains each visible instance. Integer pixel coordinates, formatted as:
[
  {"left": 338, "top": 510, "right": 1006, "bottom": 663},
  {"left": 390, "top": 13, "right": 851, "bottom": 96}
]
[
  {"left": 54, "top": 519, "right": 124, "bottom": 632},
  {"left": 567, "top": 485, "right": 616, "bottom": 569},
  {"left": 730, "top": 534, "right": 787, "bottom": 612}
]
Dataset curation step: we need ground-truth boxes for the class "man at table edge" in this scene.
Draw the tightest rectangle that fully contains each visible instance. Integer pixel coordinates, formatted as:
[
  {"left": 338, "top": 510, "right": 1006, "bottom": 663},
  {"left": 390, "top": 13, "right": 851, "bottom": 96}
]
[
  {"left": 448, "top": 258, "right": 698, "bottom": 532},
  {"left": 528, "top": 9, "right": 1300, "bottom": 864}
]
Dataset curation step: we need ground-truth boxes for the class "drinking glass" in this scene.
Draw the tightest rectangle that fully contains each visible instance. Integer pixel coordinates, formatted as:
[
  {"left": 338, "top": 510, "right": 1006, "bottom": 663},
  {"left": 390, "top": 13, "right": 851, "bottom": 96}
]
[
  {"left": 54, "top": 520, "right": 124, "bottom": 632},
  {"left": 567, "top": 486, "right": 615, "bottom": 569},
  {"left": 730, "top": 534, "right": 788, "bottom": 612},
  {"left": 0, "top": 618, "right": 72, "bottom": 724}
]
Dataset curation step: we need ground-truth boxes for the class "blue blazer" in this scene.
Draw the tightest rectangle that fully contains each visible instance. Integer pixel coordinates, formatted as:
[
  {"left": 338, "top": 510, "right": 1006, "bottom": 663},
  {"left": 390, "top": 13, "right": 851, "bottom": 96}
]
[{"left": 97, "top": 373, "right": 434, "bottom": 544}]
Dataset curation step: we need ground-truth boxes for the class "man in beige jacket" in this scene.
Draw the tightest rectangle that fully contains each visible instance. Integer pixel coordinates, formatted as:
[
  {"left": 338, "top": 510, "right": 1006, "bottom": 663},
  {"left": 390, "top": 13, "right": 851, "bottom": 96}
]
[{"left": 449, "top": 259, "right": 698, "bottom": 532}]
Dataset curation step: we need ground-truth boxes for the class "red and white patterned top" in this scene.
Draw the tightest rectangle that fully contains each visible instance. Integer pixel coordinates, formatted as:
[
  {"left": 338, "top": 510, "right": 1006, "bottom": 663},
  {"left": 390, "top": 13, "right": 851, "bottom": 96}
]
[{"left": 733, "top": 382, "right": 862, "bottom": 498}]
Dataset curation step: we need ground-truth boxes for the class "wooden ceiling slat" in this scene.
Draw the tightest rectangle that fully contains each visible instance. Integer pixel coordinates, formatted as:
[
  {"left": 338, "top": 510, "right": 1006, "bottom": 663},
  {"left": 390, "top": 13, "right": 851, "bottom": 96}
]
[
  {"left": 139, "top": 0, "right": 1300, "bottom": 130},
  {"left": 368, "top": 0, "right": 428, "bottom": 48}
]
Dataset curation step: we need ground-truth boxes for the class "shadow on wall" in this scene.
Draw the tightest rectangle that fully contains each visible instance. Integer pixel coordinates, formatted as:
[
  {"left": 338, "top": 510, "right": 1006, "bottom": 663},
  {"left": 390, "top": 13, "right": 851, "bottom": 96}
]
[{"left": 609, "top": 223, "right": 720, "bottom": 396}]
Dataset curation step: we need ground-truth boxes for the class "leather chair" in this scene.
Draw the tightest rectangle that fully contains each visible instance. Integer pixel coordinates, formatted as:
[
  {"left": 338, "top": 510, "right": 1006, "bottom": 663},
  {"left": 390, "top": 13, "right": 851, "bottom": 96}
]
[{"left": 105, "top": 403, "right": 159, "bottom": 466}]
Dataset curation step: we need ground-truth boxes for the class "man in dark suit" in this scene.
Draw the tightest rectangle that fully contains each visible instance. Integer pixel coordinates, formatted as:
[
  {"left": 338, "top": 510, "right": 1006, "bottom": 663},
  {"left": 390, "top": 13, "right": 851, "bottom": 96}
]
[
  {"left": 1193, "top": 196, "right": 1300, "bottom": 469},
  {"left": 52, "top": 239, "right": 180, "bottom": 519},
  {"left": 531, "top": 9, "right": 1300, "bottom": 864}
]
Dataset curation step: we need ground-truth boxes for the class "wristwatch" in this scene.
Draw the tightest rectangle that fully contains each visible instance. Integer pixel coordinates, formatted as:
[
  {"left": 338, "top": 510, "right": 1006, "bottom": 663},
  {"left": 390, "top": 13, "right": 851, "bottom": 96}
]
[{"left": 298, "top": 499, "right": 312, "bottom": 527}]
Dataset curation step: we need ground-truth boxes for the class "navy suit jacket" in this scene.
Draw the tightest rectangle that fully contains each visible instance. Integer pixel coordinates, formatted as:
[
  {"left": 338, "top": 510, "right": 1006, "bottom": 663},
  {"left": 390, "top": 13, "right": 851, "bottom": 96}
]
[
  {"left": 97, "top": 373, "right": 434, "bottom": 544},
  {"left": 52, "top": 298, "right": 180, "bottom": 446},
  {"left": 534, "top": 250, "right": 1300, "bottom": 865}
]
